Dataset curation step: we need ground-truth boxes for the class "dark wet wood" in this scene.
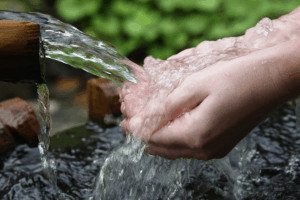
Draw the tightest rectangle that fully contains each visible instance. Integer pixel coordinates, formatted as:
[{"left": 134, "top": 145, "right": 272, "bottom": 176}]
[{"left": 0, "top": 21, "right": 42, "bottom": 83}]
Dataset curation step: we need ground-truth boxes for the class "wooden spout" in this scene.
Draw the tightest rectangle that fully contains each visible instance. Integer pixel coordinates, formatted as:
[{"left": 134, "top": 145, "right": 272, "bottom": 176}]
[{"left": 0, "top": 21, "right": 42, "bottom": 83}]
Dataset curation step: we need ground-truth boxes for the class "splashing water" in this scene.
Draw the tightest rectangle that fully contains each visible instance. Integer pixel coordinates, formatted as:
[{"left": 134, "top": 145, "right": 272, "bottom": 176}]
[
  {"left": 1, "top": 104, "right": 300, "bottom": 199},
  {"left": 92, "top": 105, "right": 300, "bottom": 200},
  {"left": 0, "top": 10, "right": 137, "bottom": 199},
  {"left": 94, "top": 8, "right": 300, "bottom": 200},
  {"left": 92, "top": 136, "right": 191, "bottom": 200},
  {"left": 0, "top": 9, "right": 300, "bottom": 200}
]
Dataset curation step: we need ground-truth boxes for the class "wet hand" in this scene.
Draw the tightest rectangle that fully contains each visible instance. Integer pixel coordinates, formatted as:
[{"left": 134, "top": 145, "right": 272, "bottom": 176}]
[{"left": 147, "top": 41, "right": 300, "bottom": 160}]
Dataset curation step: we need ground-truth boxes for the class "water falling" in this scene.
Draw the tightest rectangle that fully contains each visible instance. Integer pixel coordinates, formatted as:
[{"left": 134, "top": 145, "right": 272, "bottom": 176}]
[
  {"left": 0, "top": 11, "right": 136, "bottom": 86},
  {"left": 93, "top": 8, "right": 300, "bottom": 200},
  {"left": 0, "top": 10, "right": 137, "bottom": 199},
  {"left": 36, "top": 83, "right": 60, "bottom": 195},
  {"left": 1, "top": 9, "right": 300, "bottom": 200},
  {"left": 92, "top": 136, "right": 192, "bottom": 200}
]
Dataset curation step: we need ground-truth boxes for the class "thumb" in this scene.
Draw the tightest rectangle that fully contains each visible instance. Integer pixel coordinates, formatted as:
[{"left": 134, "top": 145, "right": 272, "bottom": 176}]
[{"left": 164, "top": 75, "right": 208, "bottom": 122}]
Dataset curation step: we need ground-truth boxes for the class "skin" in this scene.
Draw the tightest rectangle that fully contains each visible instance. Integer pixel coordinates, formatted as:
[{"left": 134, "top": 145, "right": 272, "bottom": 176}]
[
  {"left": 147, "top": 39, "right": 300, "bottom": 160},
  {"left": 120, "top": 7, "right": 300, "bottom": 160}
]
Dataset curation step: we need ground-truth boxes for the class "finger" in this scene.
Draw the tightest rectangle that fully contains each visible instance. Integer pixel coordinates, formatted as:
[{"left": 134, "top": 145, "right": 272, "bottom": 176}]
[
  {"left": 150, "top": 97, "right": 213, "bottom": 149},
  {"left": 148, "top": 144, "right": 216, "bottom": 160},
  {"left": 121, "top": 119, "right": 129, "bottom": 133},
  {"left": 121, "top": 59, "right": 149, "bottom": 83},
  {"left": 149, "top": 113, "right": 195, "bottom": 149},
  {"left": 165, "top": 75, "right": 208, "bottom": 121},
  {"left": 167, "top": 47, "right": 194, "bottom": 60},
  {"left": 147, "top": 144, "right": 191, "bottom": 160},
  {"left": 118, "top": 87, "right": 124, "bottom": 100},
  {"left": 120, "top": 102, "right": 127, "bottom": 117},
  {"left": 147, "top": 75, "right": 208, "bottom": 138},
  {"left": 121, "top": 59, "right": 142, "bottom": 74},
  {"left": 123, "top": 93, "right": 141, "bottom": 118},
  {"left": 147, "top": 143, "right": 208, "bottom": 160}
]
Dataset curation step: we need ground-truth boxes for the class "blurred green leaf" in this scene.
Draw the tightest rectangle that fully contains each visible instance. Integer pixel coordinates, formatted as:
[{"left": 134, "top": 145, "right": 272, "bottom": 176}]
[
  {"left": 164, "top": 32, "right": 188, "bottom": 48},
  {"left": 56, "top": 0, "right": 101, "bottom": 22},
  {"left": 208, "top": 22, "right": 231, "bottom": 39},
  {"left": 0, "top": 2, "right": 8, "bottom": 10},
  {"left": 224, "top": 0, "right": 254, "bottom": 18},
  {"left": 156, "top": 0, "right": 177, "bottom": 12},
  {"left": 114, "top": 38, "right": 139, "bottom": 55},
  {"left": 159, "top": 18, "right": 178, "bottom": 35},
  {"left": 180, "top": 15, "right": 208, "bottom": 35},
  {"left": 191, "top": 37, "right": 205, "bottom": 47},
  {"left": 149, "top": 45, "right": 175, "bottom": 60},
  {"left": 230, "top": 16, "right": 258, "bottom": 35},
  {"left": 92, "top": 15, "right": 120, "bottom": 36},
  {"left": 143, "top": 27, "right": 159, "bottom": 42},
  {"left": 195, "top": 0, "right": 221, "bottom": 12},
  {"left": 135, "top": 8, "right": 160, "bottom": 26},
  {"left": 123, "top": 20, "right": 144, "bottom": 37},
  {"left": 111, "top": 1, "right": 140, "bottom": 16}
]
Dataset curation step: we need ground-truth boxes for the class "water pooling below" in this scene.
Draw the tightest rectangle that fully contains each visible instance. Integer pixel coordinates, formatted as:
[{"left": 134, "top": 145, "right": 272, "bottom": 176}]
[
  {"left": 93, "top": 103, "right": 300, "bottom": 200},
  {"left": 0, "top": 103, "right": 299, "bottom": 199}
]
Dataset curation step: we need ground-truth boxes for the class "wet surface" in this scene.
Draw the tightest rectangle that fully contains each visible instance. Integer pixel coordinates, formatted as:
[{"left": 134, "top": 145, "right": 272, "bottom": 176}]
[
  {"left": 0, "top": 103, "right": 300, "bottom": 199},
  {"left": 0, "top": 124, "right": 126, "bottom": 200}
]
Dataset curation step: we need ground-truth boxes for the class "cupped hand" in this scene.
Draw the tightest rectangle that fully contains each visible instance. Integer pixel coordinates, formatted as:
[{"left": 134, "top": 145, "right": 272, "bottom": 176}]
[{"left": 147, "top": 41, "right": 299, "bottom": 160}]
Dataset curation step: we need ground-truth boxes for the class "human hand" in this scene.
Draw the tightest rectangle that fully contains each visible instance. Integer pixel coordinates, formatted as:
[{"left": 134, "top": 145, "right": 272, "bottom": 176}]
[
  {"left": 120, "top": 6, "right": 300, "bottom": 160},
  {"left": 147, "top": 40, "right": 300, "bottom": 160}
]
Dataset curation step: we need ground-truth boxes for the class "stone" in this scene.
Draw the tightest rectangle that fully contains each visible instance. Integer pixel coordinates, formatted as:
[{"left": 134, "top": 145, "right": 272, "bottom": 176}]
[
  {"left": 0, "top": 97, "right": 40, "bottom": 147},
  {"left": 0, "top": 121, "right": 15, "bottom": 154},
  {"left": 74, "top": 91, "right": 88, "bottom": 108},
  {"left": 54, "top": 77, "right": 80, "bottom": 93},
  {"left": 87, "top": 78, "right": 121, "bottom": 123}
]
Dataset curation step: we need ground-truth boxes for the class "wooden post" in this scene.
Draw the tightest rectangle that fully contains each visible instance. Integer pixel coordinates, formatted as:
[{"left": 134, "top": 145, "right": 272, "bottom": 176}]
[{"left": 0, "top": 21, "right": 42, "bottom": 83}]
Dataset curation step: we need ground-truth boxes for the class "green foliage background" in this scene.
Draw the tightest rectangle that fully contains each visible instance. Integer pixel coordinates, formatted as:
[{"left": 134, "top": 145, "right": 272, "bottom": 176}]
[
  {"left": 0, "top": 0, "right": 43, "bottom": 12},
  {"left": 56, "top": 0, "right": 299, "bottom": 63}
]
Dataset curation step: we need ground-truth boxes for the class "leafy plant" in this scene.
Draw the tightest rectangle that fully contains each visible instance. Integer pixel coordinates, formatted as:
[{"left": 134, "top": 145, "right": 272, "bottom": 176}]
[{"left": 56, "top": 0, "right": 299, "bottom": 63}]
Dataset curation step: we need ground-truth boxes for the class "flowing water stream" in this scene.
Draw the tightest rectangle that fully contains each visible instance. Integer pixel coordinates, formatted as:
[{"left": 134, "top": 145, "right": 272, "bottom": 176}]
[
  {"left": 0, "top": 11, "right": 135, "bottom": 86},
  {"left": 0, "top": 11, "right": 300, "bottom": 200},
  {"left": 0, "top": 10, "right": 137, "bottom": 199}
]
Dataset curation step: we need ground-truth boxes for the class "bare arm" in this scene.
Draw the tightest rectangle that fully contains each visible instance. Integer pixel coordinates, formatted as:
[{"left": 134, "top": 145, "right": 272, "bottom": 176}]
[
  {"left": 148, "top": 39, "right": 300, "bottom": 160},
  {"left": 120, "top": 7, "right": 300, "bottom": 160}
]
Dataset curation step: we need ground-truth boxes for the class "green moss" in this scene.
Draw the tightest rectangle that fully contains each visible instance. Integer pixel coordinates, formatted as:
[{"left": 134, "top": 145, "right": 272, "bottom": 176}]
[{"left": 50, "top": 125, "right": 95, "bottom": 149}]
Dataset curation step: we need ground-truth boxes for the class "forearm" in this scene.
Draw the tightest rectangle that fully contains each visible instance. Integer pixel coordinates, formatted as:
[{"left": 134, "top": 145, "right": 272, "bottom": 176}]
[
  {"left": 277, "top": 40, "right": 300, "bottom": 96},
  {"left": 236, "top": 39, "right": 300, "bottom": 104},
  {"left": 168, "top": 7, "right": 300, "bottom": 71},
  {"left": 244, "top": 6, "right": 300, "bottom": 50}
]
